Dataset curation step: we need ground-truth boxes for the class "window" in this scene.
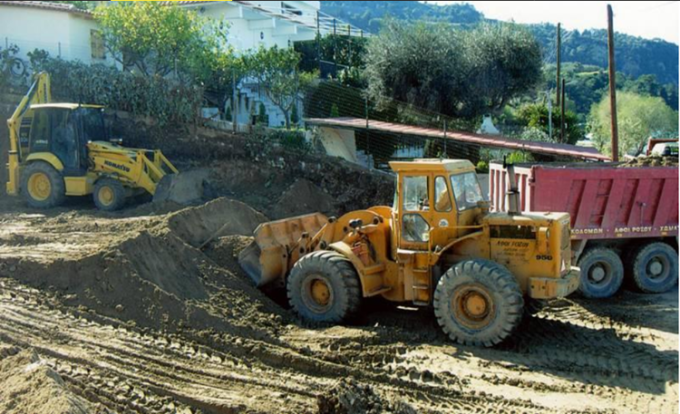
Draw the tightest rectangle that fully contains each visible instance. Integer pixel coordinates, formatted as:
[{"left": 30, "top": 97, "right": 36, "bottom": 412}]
[
  {"left": 90, "top": 29, "right": 105, "bottom": 60},
  {"left": 434, "top": 176, "right": 452, "bottom": 212},
  {"left": 450, "top": 172, "right": 484, "bottom": 211},
  {"left": 490, "top": 225, "right": 537, "bottom": 240},
  {"left": 402, "top": 214, "right": 430, "bottom": 243},
  {"left": 402, "top": 176, "right": 428, "bottom": 211}
]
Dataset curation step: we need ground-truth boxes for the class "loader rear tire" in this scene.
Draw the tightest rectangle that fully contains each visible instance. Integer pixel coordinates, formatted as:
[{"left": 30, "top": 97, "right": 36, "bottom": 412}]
[
  {"left": 94, "top": 178, "right": 126, "bottom": 211},
  {"left": 628, "top": 242, "right": 678, "bottom": 293},
  {"left": 287, "top": 250, "right": 361, "bottom": 323},
  {"left": 434, "top": 260, "right": 523, "bottom": 347},
  {"left": 21, "top": 162, "right": 66, "bottom": 209},
  {"left": 577, "top": 248, "right": 623, "bottom": 298}
]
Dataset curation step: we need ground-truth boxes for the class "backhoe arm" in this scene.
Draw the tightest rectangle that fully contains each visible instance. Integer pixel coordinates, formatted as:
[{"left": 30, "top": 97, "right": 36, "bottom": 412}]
[{"left": 6, "top": 72, "right": 52, "bottom": 195}]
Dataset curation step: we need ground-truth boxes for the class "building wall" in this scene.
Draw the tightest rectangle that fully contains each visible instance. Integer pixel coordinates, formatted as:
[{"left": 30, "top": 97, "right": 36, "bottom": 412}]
[{"left": 0, "top": 6, "right": 110, "bottom": 67}]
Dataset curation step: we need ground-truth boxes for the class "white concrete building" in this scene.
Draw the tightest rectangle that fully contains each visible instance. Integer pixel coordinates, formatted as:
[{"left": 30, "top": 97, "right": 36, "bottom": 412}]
[{"left": 0, "top": 1, "right": 112, "bottom": 67}]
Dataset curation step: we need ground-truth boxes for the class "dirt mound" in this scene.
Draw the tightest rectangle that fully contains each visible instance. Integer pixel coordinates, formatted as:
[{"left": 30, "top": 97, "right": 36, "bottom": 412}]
[
  {"left": 6, "top": 198, "right": 285, "bottom": 339},
  {"left": 167, "top": 197, "right": 268, "bottom": 247},
  {"left": 277, "top": 179, "right": 336, "bottom": 218},
  {"left": 0, "top": 349, "right": 94, "bottom": 414},
  {"left": 621, "top": 156, "right": 678, "bottom": 167},
  {"left": 317, "top": 378, "right": 416, "bottom": 414}
]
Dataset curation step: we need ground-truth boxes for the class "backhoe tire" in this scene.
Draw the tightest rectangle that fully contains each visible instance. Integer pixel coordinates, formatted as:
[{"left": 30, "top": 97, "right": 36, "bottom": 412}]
[
  {"left": 577, "top": 248, "right": 623, "bottom": 298},
  {"left": 434, "top": 260, "right": 523, "bottom": 347},
  {"left": 287, "top": 250, "right": 362, "bottom": 323},
  {"left": 20, "top": 162, "right": 66, "bottom": 209},
  {"left": 93, "top": 178, "right": 127, "bottom": 211},
  {"left": 628, "top": 242, "right": 678, "bottom": 293}
]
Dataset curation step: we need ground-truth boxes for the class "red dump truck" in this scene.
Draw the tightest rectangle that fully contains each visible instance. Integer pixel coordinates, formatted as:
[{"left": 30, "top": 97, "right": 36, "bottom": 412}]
[{"left": 489, "top": 162, "right": 678, "bottom": 298}]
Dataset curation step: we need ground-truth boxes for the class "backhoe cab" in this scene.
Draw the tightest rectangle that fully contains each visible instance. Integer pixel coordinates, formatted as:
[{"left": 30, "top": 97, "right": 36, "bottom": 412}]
[
  {"left": 240, "top": 159, "right": 579, "bottom": 346},
  {"left": 7, "top": 72, "right": 178, "bottom": 211}
]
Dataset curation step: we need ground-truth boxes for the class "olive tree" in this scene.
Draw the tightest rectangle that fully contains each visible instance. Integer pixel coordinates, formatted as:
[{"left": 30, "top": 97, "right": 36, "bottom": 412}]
[{"left": 364, "top": 19, "right": 542, "bottom": 118}]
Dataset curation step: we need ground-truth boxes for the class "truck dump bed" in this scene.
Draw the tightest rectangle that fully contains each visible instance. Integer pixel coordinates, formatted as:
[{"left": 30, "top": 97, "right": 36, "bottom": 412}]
[{"left": 489, "top": 162, "right": 679, "bottom": 240}]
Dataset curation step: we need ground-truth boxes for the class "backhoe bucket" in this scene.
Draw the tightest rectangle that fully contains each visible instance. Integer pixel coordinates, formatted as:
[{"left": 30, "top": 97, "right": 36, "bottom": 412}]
[
  {"left": 238, "top": 213, "right": 329, "bottom": 287},
  {"left": 153, "top": 169, "right": 209, "bottom": 204}
]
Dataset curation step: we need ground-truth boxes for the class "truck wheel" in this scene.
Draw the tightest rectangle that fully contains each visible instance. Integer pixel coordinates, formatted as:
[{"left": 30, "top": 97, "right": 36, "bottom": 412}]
[
  {"left": 93, "top": 178, "right": 127, "bottom": 211},
  {"left": 434, "top": 260, "right": 523, "bottom": 347},
  {"left": 629, "top": 242, "right": 678, "bottom": 293},
  {"left": 577, "top": 248, "right": 624, "bottom": 298},
  {"left": 20, "top": 162, "right": 66, "bottom": 209},
  {"left": 287, "top": 251, "right": 362, "bottom": 323}
]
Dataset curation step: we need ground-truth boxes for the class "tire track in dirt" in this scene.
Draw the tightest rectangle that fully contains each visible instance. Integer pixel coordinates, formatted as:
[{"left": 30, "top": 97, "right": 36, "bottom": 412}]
[{"left": 0, "top": 280, "right": 576, "bottom": 414}]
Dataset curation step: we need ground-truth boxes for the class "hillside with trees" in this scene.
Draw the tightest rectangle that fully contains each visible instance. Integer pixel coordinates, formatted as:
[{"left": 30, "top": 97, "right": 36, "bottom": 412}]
[{"left": 321, "top": 1, "right": 679, "bottom": 85}]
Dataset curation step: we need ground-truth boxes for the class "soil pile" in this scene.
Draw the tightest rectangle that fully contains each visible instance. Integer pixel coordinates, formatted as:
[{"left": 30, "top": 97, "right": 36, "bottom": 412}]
[
  {"left": 4, "top": 198, "right": 285, "bottom": 339},
  {"left": 0, "top": 349, "right": 94, "bottom": 414},
  {"left": 276, "top": 179, "right": 336, "bottom": 218},
  {"left": 620, "top": 156, "right": 678, "bottom": 167},
  {"left": 317, "top": 378, "right": 417, "bottom": 414}
]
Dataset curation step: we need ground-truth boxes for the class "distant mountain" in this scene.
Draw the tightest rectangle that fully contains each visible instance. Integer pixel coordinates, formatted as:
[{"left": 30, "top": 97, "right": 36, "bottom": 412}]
[{"left": 321, "top": 1, "right": 679, "bottom": 85}]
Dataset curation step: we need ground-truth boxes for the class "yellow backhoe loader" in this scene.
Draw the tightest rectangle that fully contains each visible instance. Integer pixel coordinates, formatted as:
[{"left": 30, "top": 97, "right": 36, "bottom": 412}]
[
  {"left": 6, "top": 72, "right": 179, "bottom": 211},
  {"left": 240, "top": 159, "right": 580, "bottom": 346}
]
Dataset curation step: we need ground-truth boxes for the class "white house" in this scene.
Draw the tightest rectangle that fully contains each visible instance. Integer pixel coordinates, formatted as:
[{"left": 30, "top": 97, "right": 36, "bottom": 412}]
[{"left": 0, "top": 1, "right": 111, "bottom": 66}]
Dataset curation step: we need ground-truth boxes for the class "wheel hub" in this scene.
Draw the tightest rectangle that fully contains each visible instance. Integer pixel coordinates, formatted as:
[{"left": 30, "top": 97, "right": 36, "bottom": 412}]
[
  {"left": 310, "top": 279, "right": 331, "bottom": 306},
  {"left": 99, "top": 186, "right": 114, "bottom": 206},
  {"left": 590, "top": 265, "right": 606, "bottom": 283},
  {"left": 28, "top": 172, "right": 51, "bottom": 201},
  {"left": 452, "top": 284, "right": 494, "bottom": 329},
  {"left": 648, "top": 259, "right": 664, "bottom": 277}
]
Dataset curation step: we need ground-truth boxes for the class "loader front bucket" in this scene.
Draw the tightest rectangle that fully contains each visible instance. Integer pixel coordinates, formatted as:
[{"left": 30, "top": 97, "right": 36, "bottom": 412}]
[
  {"left": 153, "top": 169, "right": 209, "bottom": 204},
  {"left": 238, "top": 213, "right": 329, "bottom": 287}
]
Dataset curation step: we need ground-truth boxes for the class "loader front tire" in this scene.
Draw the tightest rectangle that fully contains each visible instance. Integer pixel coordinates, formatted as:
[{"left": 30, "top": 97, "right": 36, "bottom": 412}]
[
  {"left": 94, "top": 178, "right": 126, "bottom": 211},
  {"left": 434, "top": 260, "right": 523, "bottom": 347},
  {"left": 21, "top": 162, "right": 66, "bottom": 209},
  {"left": 287, "top": 251, "right": 361, "bottom": 323}
]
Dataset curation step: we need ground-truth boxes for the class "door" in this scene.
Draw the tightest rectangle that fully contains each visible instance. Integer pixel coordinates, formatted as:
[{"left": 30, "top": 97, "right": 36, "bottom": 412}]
[{"left": 399, "top": 174, "right": 431, "bottom": 251}]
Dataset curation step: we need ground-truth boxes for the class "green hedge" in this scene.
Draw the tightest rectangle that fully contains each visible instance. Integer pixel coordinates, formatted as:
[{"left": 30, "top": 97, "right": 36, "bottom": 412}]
[{"left": 33, "top": 57, "right": 203, "bottom": 126}]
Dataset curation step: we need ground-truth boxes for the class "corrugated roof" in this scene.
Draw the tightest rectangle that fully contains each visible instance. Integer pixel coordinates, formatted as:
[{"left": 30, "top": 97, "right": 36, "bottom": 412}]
[
  {"left": 0, "top": 1, "right": 93, "bottom": 18},
  {"left": 306, "top": 117, "right": 610, "bottom": 161}
]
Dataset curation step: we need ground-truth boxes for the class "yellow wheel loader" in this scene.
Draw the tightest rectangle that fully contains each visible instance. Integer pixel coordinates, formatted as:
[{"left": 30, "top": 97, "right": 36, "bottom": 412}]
[
  {"left": 239, "top": 159, "right": 580, "bottom": 346},
  {"left": 6, "top": 72, "right": 179, "bottom": 211}
]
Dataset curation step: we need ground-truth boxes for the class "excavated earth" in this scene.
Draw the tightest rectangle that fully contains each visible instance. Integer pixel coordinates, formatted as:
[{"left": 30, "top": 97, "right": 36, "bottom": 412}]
[{"left": 0, "top": 192, "right": 677, "bottom": 414}]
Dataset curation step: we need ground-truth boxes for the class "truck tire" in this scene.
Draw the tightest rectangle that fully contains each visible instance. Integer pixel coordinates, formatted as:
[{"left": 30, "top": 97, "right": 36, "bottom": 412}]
[
  {"left": 577, "top": 248, "right": 624, "bottom": 299},
  {"left": 287, "top": 251, "right": 362, "bottom": 323},
  {"left": 629, "top": 242, "right": 678, "bottom": 293},
  {"left": 434, "top": 260, "right": 523, "bottom": 347},
  {"left": 20, "top": 162, "right": 66, "bottom": 209},
  {"left": 93, "top": 178, "right": 127, "bottom": 211}
]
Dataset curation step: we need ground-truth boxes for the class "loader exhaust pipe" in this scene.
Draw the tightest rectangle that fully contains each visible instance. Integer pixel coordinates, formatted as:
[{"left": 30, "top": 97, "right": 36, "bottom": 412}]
[{"left": 503, "top": 156, "right": 520, "bottom": 215}]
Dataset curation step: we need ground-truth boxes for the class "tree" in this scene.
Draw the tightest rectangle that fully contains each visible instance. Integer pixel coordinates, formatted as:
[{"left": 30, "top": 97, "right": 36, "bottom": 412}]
[
  {"left": 94, "top": 3, "right": 227, "bottom": 78},
  {"left": 515, "top": 102, "right": 582, "bottom": 145},
  {"left": 588, "top": 92, "right": 678, "bottom": 158},
  {"left": 244, "top": 46, "right": 316, "bottom": 129},
  {"left": 364, "top": 19, "right": 542, "bottom": 118}
]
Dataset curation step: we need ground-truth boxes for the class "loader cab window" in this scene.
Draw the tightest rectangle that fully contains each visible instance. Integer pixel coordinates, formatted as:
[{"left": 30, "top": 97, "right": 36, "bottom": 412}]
[
  {"left": 29, "top": 108, "right": 88, "bottom": 174},
  {"left": 450, "top": 172, "right": 484, "bottom": 211},
  {"left": 403, "top": 176, "right": 429, "bottom": 211},
  {"left": 434, "top": 176, "right": 452, "bottom": 212},
  {"left": 74, "top": 108, "right": 106, "bottom": 143},
  {"left": 401, "top": 175, "right": 430, "bottom": 243}
]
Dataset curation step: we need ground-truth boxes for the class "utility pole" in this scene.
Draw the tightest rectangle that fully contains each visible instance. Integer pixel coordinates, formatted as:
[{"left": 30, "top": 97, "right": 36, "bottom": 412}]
[
  {"left": 333, "top": 18, "right": 337, "bottom": 78},
  {"left": 607, "top": 4, "right": 619, "bottom": 161},
  {"left": 560, "top": 79, "right": 566, "bottom": 143},
  {"left": 316, "top": 11, "right": 321, "bottom": 73},
  {"left": 556, "top": 23, "right": 561, "bottom": 107},
  {"left": 547, "top": 90, "right": 553, "bottom": 139}
]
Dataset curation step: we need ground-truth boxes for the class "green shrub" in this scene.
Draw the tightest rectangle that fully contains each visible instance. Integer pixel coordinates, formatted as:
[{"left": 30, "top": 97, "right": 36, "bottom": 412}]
[{"left": 32, "top": 52, "right": 203, "bottom": 126}]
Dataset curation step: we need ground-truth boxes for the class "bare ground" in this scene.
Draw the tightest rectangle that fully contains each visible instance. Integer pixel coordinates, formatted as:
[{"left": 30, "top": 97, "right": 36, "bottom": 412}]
[{"left": 0, "top": 197, "right": 677, "bottom": 414}]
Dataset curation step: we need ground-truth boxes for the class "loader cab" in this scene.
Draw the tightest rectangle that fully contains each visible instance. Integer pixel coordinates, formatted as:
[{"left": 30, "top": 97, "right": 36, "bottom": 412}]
[
  {"left": 390, "top": 159, "right": 485, "bottom": 252},
  {"left": 26, "top": 104, "right": 106, "bottom": 176}
]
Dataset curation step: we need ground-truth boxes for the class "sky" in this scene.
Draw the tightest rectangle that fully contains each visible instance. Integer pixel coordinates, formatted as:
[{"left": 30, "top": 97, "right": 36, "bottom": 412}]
[{"left": 428, "top": 1, "right": 679, "bottom": 44}]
